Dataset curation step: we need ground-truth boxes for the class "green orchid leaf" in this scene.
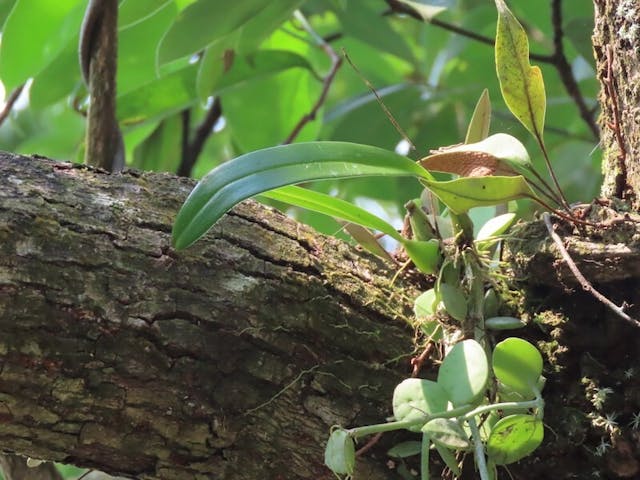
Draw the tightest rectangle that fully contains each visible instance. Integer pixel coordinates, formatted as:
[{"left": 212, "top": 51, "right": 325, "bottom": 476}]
[
  {"left": 437, "top": 339, "right": 488, "bottom": 406},
  {"left": 422, "top": 418, "right": 471, "bottom": 450},
  {"left": 173, "top": 142, "right": 433, "bottom": 249},
  {"left": 262, "top": 186, "right": 403, "bottom": 242},
  {"left": 485, "top": 316, "right": 526, "bottom": 331},
  {"left": 476, "top": 212, "right": 516, "bottom": 241},
  {"left": 423, "top": 175, "right": 535, "bottom": 214},
  {"left": 439, "top": 283, "right": 467, "bottom": 322},
  {"left": 495, "top": 0, "right": 546, "bottom": 141},
  {"left": 387, "top": 441, "right": 422, "bottom": 459},
  {"left": 414, "top": 289, "right": 438, "bottom": 319},
  {"left": 493, "top": 338, "right": 543, "bottom": 397},
  {"left": 465, "top": 88, "right": 491, "bottom": 144},
  {"left": 392, "top": 378, "right": 449, "bottom": 432},
  {"left": 324, "top": 428, "right": 355, "bottom": 476},
  {"left": 403, "top": 239, "right": 441, "bottom": 275},
  {"left": 486, "top": 414, "right": 544, "bottom": 465},
  {"left": 340, "top": 222, "right": 395, "bottom": 262}
]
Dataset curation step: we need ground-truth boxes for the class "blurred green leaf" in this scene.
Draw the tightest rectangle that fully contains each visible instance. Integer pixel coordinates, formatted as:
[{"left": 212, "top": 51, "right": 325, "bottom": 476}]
[
  {"left": 29, "top": 40, "right": 80, "bottom": 110},
  {"left": 119, "top": 0, "right": 173, "bottom": 27},
  {"left": 118, "top": 1, "right": 178, "bottom": 95},
  {"left": 0, "top": 0, "right": 85, "bottom": 90},
  {"left": 158, "top": 0, "right": 269, "bottom": 64},
  {"left": 117, "top": 64, "right": 198, "bottom": 126}
]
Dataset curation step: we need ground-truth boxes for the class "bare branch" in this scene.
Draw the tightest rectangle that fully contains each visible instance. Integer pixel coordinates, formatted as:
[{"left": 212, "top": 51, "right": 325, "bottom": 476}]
[
  {"left": 543, "top": 213, "right": 640, "bottom": 329},
  {"left": 283, "top": 11, "right": 343, "bottom": 144},
  {"left": 177, "top": 97, "right": 222, "bottom": 177},
  {"left": 550, "top": 0, "right": 599, "bottom": 139},
  {"left": 0, "top": 84, "right": 25, "bottom": 128}
]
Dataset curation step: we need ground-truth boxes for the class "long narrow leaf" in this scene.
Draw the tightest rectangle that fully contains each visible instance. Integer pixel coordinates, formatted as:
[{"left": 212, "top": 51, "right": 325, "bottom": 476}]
[
  {"left": 173, "top": 142, "right": 432, "bottom": 249},
  {"left": 262, "top": 186, "right": 404, "bottom": 242}
]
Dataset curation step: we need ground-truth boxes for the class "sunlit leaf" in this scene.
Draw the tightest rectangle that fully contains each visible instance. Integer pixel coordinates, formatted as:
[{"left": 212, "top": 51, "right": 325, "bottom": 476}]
[
  {"left": 437, "top": 339, "right": 488, "bottom": 406},
  {"left": 420, "top": 133, "right": 532, "bottom": 178},
  {"left": 0, "top": 0, "right": 85, "bottom": 90},
  {"left": 465, "top": 88, "right": 491, "bottom": 144},
  {"left": 493, "top": 338, "right": 543, "bottom": 397},
  {"left": 173, "top": 142, "right": 433, "bottom": 249},
  {"left": 423, "top": 176, "right": 535, "bottom": 214},
  {"left": 261, "top": 185, "right": 403, "bottom": 242},
  {"left": 476, "top": 213, "right": 516, "bottom": 241},
  {"left": 494, "top": 0, "right": 546, "bottom": 140},
  {"left": 486, "top": 414, "right": 543, "bottom": 465}
]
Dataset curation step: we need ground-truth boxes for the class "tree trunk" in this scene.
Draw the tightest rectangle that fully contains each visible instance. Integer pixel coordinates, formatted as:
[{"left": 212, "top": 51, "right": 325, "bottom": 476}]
[
  {"left": 0, "top": 153, "right": 421, "bottom": 479},
  {"left": 593, "top": 0, "right": 640, "bottom": 204}
]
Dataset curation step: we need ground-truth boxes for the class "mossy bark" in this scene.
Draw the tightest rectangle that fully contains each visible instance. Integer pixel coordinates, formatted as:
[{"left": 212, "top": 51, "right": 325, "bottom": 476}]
[{"left": 0, "top": 152, "right": 421, "bottom": 480}]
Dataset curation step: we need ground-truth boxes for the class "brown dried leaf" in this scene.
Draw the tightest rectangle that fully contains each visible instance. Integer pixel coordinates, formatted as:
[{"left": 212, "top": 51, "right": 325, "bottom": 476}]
[{"left": 419, "top": 151, "right": 516, "bottom": 177}]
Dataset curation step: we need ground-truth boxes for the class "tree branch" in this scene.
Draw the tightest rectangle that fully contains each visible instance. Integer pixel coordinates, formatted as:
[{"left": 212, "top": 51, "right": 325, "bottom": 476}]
[
  {"left": 0, "top": 84, "right": 25, "bottom": 128},
  {"left": 177, "top": 97, "right": 222, "bottom": 177},
  {"left": 283, "top": 11, "right": 343, "bottom": 144},
  {"left": 549, "top": 0, "right": 600, "bottom": 139}
]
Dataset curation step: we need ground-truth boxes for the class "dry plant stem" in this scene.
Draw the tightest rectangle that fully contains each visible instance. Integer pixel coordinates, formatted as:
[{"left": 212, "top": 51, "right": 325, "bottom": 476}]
[
  {"left": 538, "top": 140, "right": 571, "bottom": 212},
  {"left": 355, "top": 432, "right": 383, "bottom": 457},
  {"left": 543, "top": 213, "right": 640, "bottom": 329},
  {"left": 603, "top": 44, "right": 627, "bottom": 197},
  {"left": 550, "top": 0, "right": 599, "bottom": 139},
  {"left": 0, "top": 84, "right": 24, "bottom": 128},
  {"left": 342, "top": 50, "right": 416, "bottom": 151},
  {"left": 283, "top": 12, "right": 342, "bottom": 145}
]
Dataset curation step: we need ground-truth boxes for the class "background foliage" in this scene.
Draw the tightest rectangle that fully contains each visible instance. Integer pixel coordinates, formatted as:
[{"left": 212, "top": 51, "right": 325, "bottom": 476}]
[{"left": 0, "top": 0, "right": 600, "bottom": 241}]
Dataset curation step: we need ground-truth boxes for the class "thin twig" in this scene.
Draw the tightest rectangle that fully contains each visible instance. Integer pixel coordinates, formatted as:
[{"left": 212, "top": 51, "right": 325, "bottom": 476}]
[
  {"left": 76, "top": 470, "right": 95, "bottom": 480},
  {"left": 342, "top": 50, "right": 416, "bottom": 151},
  {"left": 543, "top": 213, "right": 640, "bottom": 329},
  {"left": 0, "top": 83, "right": 25, "bottom": 128},
  {"left": 383, "top": 0, "right": 554, "bottom": 64},
  {"left": 283, "top": 11, "right": 342, "bottom": 145},
  {"left": 355, "top": 432, "right": 383, "bottom": 457},
  {"left": 550, "top": 0, "right": 599, "bottom": 139}
]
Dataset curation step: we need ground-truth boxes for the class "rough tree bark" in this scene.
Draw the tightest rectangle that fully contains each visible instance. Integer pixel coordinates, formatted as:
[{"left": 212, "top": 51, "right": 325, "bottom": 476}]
[
  {"left": 1, "top": 3, "right": 640, "bottom": 480},
  {"left": 0, "top": 153, "right": 422, "bottom": 479}
]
